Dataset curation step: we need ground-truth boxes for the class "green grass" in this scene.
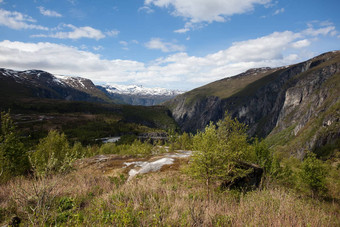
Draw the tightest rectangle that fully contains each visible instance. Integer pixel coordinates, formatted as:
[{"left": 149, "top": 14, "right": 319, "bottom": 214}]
[{"left": 166, "top": 68, "right": 282, "bottom": 109}]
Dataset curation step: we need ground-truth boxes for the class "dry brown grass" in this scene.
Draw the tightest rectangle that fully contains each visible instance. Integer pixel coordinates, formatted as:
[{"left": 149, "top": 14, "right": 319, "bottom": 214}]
[{"left": 1, "top": 161, "right": 339, "bottom": 226}]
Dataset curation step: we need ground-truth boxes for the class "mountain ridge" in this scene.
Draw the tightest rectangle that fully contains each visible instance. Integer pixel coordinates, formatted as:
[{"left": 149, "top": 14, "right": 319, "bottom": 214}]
[
  {"left": 0, "top": 68, "right": 182, "bottom": 106},
  {"left": 165, "top": 50, "right": 340, "bottom": 157}
]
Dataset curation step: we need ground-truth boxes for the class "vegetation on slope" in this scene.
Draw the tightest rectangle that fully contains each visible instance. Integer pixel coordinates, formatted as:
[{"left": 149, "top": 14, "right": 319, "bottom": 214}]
[
  {"left": 0, "top": 98, "right": 178, "bottom": 145},
  {"left": 168, "top": 67, "right": 280, "bottom": 108}
]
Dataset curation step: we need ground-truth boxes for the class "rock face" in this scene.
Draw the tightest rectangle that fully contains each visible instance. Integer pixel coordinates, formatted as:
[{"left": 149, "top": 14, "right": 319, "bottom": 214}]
[{"left": 166, "top": 51, "right": 340, "bottom": 154}]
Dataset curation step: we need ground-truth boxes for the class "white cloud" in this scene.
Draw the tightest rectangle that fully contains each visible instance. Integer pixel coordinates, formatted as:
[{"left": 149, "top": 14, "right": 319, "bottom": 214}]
[
  {"left": 0, "top": 8, "right": 48, "bottom": 30},
  {"left": 273, "top": 7, "right": 284, "bottom": 15},
  {"left": 291, "top": 39, "right": 311, "bottom": 49},
  {"left": 38, "top": 6, "right": 62, "bottom": 17},
  {"left": 145, "top": 38, "right": 185, "bottom": 52},
  {"left": 303, "top": 26, "right": 336, "bottom": 36},
  {"left": 32, "top": 24, "right": 105, "bottom": 40},
  {"left": 106, "top": 29, "right": 120, "bottom": 37},
  {"left": 120, "top": 41, "right": 128, "bottom": 46},
  {"left": 138, "top": 6, "right": 154, "bottom": 14},
  {"left": 93, "top": 46, "right": 103, "bottom": 51},
  {"left": 0, "top": 24, "right": 336, "bottom": 90},
  {"left": 146, "top": 0, "right": 271, "bottom": 32},
  {"left": 0, "top": 40, "right": 145, "bottom": 83}
]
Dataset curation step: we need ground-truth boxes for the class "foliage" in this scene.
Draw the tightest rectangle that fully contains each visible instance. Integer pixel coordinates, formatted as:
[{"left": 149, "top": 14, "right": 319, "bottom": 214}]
[
  {"left": 253, "top": 139, "right": 272, "bottom": 174},
  {"left": 172, "top": 132, "right": 193, "bottom": 150},
  {"left": 299, "top": 152, "right": 328, "bottom": 197},
  {"left": 30, "top": 130, "right": 83, "bottom": 176},
  {"left": 188, "top": 114, "right": 254, "bottom": 193},
  {"left": 98, "top": 139, "right": 153, "bottom": 157},
  {"left": 0, "top": 111, "right": 30, "bottom": 182}
]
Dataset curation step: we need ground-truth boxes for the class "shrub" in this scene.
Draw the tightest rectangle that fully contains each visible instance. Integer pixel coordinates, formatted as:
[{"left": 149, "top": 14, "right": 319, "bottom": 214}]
[
  {"left": 30, "top": 130, "right": 83, "bottom": 176},
  {"left": 299, "top": 152, "right": 328, "bottom": 197}
]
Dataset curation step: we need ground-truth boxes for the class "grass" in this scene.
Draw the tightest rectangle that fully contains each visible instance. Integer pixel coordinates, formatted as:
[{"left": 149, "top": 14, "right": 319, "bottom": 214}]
[{"left": 1, "top": 166, "right": 339, "bottom": 226}]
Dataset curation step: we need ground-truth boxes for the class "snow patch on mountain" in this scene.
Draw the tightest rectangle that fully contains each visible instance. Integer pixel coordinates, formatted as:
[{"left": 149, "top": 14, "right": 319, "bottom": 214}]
[{"left": 102, "top": 84, "right": 184, "bottom": 97}]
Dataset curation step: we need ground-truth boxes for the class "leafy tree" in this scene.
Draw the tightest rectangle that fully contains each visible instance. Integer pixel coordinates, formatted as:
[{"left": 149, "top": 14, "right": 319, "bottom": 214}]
[
  {"left": 189, "top": 113, "right": 253, "bottom": 196},
  {"left": 300, "top": 152, "right": 328, "bottom": 197},
  {"left": 30, "top": 130, "right": 82, "bottom": 176},
  {"left": 0, "top": 111, "right": 30, "bottom": 181}
]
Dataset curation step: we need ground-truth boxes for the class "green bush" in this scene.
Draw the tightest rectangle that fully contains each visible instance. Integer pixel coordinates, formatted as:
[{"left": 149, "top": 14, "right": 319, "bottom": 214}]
[
  {"left": 30, "top": 130, "right": 83, "bottom": 176},
  {"left": 299, "top": 152, "right": 328, "bottom": 197}
]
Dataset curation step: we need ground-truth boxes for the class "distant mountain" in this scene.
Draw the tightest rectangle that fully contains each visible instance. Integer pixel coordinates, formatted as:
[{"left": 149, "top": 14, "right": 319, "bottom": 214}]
[
  {"left": 165, "top": 51, "right": 340, "bottom": 157},
  {"left": 0, "top": 68, "right": 111, "bottom": 103},
  {"left": 97, "top": 84, "right": 183, "bottom": 106},
  {"left": 0, "top": 69, "right": 182, "bottom": 106}
]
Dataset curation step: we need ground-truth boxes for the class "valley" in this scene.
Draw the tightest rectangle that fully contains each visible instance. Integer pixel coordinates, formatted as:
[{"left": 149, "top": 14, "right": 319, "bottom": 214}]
[{"left": 0, "top": 51, "right": 339, "bottom": 226}]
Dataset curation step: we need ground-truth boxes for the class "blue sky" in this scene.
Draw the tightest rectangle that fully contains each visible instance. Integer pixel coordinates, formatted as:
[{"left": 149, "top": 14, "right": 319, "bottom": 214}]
[{"left": 0, "top": 0, "right": 339, "bottom": 90}]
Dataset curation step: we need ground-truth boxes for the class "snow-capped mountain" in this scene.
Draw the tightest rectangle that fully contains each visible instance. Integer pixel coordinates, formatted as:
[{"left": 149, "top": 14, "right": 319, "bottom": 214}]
[
  {"left": 97, "top": 84, "right": 183, "bottom": 106},
  {"left": 0, "top": 68, "right": 110, "bottom": 103},
  {"left": 100, "top": 84, "right": 183, "bottom": 97},
  {"left": 0, "top": 68, "right": 183, "bottom": 106}
]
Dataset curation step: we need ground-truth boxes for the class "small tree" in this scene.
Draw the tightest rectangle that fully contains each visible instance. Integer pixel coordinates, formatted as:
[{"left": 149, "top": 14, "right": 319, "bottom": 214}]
[
  {"left": 300, "top": 152, "right": 327, "bottom": 197},
  {"left": 189, "top": 113, "right": 253, "bottom": 197},
  {"left": 0, "top": 111, "right": 30, "bottom": 181},
  {"left": 30, "top": 130, "right": 82, "bottom": 176}
]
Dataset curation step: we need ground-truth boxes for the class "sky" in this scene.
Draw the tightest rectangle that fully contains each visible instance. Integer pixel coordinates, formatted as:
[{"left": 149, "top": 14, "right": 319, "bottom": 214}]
[{"left": 0, "top": 0, "right": 339, "bottom": 90}]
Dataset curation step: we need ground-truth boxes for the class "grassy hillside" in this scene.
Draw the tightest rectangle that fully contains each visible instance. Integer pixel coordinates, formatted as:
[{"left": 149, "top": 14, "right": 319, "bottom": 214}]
[{"left": 168, "top": 67, "right": 281, "bottom": 108}]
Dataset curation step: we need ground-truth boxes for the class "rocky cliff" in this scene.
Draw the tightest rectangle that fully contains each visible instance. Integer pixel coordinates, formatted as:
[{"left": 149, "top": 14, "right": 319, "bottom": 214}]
[{"left": 165, "top": 51, "right": 340, "bottom": 155}]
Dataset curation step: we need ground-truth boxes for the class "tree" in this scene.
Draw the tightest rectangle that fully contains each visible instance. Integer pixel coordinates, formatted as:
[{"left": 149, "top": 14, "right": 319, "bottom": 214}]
[
  {"left": 30, "top": 130, "right": 82, "bottom": 176},
  {"left": 300, "top": 152, "right": 327, "bottom": 197},
  {"left": 188, "top": 113, "right": 253, "bottom": 196},
  {"left": 0, "top": 111, "right": 30, "bottom": 181}
]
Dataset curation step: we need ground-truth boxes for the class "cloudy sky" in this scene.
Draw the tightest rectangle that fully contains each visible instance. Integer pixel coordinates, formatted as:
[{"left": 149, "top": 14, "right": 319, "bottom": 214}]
[{"left": 0, "top": 0, "right": 339, "bottom": 90}]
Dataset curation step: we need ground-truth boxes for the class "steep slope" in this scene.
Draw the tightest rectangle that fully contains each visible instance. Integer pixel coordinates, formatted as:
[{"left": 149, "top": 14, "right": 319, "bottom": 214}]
[
  {"left": 97, "top": 84, "right": 183, "bottom": 106},
  {"left": 165, "top": 51, "right": 340, "bottom": 154},
  {"left": 0, "top": 69, "right": 111, "bottom": 103}
]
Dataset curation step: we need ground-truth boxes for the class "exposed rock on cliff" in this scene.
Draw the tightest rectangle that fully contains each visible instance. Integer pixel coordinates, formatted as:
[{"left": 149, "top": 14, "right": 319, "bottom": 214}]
[{"left": 165, "top": 51, "right": 340, "bottom": 155}]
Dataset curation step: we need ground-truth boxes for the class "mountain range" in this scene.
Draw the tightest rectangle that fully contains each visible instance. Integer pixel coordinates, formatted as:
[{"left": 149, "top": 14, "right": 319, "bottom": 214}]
[
  {"left": 0, "top": 68, "right": 181, "bottom": 106},
  {"left": 97, "top": 84, "right": 183, "bottom": 106}
]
